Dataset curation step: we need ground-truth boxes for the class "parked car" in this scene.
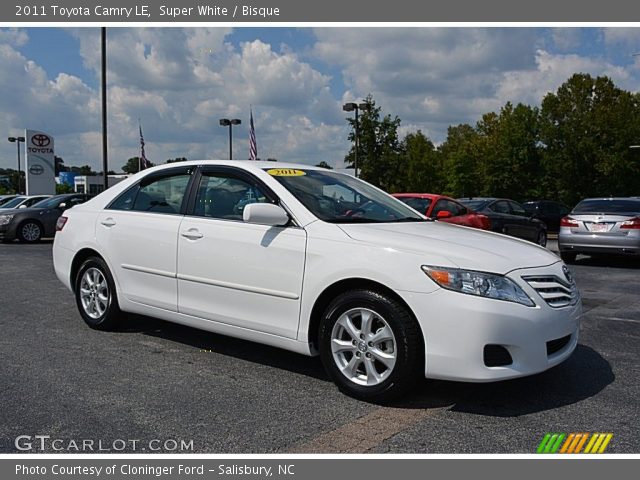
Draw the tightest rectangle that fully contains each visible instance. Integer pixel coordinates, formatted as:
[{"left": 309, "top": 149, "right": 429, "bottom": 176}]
[
  {"left": 558, "top": 197, "right": 640, "bottom": 263},
  {"left": 0, "top": 193, "right": 91, "bottom": 243},
  {"left": 522, "top": 200, "right": 571, "bottom": 233},
  {"left": 393, "top": 193, "right": 491, "bottom": 230},
  {"left": 53, "top": 161, "right": 580, "bottom": 401},
  {"left": 0, "top": 195, "right": 52, "bottom": 210},
  {"left": 0, "top": 195, "right": 18, "bottom": 207},
  {"left": 458, "top": 197, "right": 548, "bottom": 246}
]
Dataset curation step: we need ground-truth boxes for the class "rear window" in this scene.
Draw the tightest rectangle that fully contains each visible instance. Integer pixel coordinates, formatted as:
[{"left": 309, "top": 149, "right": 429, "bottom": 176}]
[
  {"left": 459, "top": 199, "right": 490, "bottom": 210},
  {"left": 573, "top": 199, "right": 640, "bottom": 214}
]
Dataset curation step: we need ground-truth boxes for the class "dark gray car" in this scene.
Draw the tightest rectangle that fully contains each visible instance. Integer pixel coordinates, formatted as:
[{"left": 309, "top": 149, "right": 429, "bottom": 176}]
[{"left": 0, "top": 193, "right": 91, "bottom": 243}]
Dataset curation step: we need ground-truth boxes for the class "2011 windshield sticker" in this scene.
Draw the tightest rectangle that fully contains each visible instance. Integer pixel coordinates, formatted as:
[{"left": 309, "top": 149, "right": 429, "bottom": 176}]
[{"left": 267, "top": 169, "right": 306, "bottom": 177}]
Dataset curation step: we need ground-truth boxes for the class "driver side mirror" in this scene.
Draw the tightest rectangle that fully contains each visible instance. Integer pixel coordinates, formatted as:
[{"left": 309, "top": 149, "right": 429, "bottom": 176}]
[
  {"left": 436, "top": 210, "right": 453, "bottom": 219},
  {"left": 58, "top": 202, "right": 68, "bottom": 210},
  {"left": 243, "top": 203, "right": 289, "bottom": 226}
]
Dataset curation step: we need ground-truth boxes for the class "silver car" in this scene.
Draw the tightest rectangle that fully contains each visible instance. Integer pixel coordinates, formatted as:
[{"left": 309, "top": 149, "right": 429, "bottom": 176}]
[{"left": 558, "top": 197, "right": 640, "bottom": 263}]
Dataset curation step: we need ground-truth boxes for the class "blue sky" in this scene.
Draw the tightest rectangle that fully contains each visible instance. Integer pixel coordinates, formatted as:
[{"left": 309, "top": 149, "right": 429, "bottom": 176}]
[{"left": 1, "top": 27, "right": 640, "bottom": 171}]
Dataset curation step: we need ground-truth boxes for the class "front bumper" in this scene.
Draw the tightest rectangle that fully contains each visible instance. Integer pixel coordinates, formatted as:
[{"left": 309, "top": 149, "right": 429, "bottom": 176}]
[
  {"left": 0, "top": 223, "right": 18, "bottom": 241},
  {"left": 397, "top": 262, "right": 581, "bottom": 382}
]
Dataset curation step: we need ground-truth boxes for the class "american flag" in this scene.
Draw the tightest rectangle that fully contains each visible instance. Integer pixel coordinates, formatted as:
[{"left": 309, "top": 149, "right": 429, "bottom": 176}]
[
  {"left": 139, "top": 122, "right": 152, "bottom": 171},
  {"left": 249, "top": 108, "right": 258, "bottom": 160}
]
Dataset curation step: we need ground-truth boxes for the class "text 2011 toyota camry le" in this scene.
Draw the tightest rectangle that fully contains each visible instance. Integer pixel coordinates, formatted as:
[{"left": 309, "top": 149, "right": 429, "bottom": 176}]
[{"left": 53, "top": 161, "right": 581, "bottom": 401}]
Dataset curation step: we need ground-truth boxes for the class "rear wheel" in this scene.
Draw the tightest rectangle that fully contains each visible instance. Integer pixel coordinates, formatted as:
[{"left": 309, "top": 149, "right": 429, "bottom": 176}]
[
  {"left": 18, "top": 221, "right": 42, "bottom": 243},
  {"left": 537, "top": 229, "right": 547, "bottom": 247},
  {"left": 560, "top": 251, "right": 577, "bottom": 264},
  {"left": 75, "top": 257, "right": 121, "bottom": 330},
  {"left": 319, "top": 289, "right": 422, "bottom": 402}
]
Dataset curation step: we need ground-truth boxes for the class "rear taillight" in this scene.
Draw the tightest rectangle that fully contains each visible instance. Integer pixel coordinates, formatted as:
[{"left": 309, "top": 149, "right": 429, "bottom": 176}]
[
  {"left": 560, "top": 216, "right": 579, "bottom": 228},
  {"left": 620, "top": 217, "right": 640, "bottom": 230},
  {"left": 56, "top": 216, "right": 68, "bottom": 232},
  {"left": 478, "top": 214, "right": 491, "bottom": 230}
]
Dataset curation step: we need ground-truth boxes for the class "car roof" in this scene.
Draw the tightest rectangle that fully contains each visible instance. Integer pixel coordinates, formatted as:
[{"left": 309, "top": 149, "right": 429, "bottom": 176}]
[
  {"left": 147, "top": 160, "right": 327, "bottom": 173},
  {"left": 393, "top": 193, "right": 440, "bottom": 199}
]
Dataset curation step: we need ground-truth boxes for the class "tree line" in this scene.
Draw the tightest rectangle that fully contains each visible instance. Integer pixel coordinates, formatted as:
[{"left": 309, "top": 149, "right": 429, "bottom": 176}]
[{"left": 344, "top": 73, "right": 640, "bottom": 206}]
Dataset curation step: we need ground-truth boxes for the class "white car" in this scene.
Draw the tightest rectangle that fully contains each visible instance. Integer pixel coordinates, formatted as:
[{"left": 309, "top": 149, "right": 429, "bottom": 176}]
[{"left": 53, "top": 161, "right": 581, "bottom": 400}]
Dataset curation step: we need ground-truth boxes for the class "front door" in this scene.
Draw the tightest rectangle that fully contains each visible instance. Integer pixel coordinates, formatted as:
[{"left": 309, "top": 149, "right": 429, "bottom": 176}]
[{"left": 176, "top": 168, "right": 306, "bottom": 339}]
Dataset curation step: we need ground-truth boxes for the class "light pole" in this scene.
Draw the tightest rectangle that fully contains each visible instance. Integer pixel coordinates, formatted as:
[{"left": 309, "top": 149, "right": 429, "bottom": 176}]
[
  {"left": 101, "top": 27, "right": 108, "bottom": 191},
  {"left": 7, "top": 136, "right": 25, "bottom": 194},
  {"left": 342, "top": 102, "right": 368, "bottom": 177},
  {"left": 219, "top": 118, "right": 241, "bottom": 160}
]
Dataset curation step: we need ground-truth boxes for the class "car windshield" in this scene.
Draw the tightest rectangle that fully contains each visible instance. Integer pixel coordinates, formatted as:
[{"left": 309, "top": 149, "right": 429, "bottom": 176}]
[
  {"left": 573, "top": 199, "right": 640, "bottom": 215},
  {"left": 265, "top": 168, "right": 426, "bottom": 223},
  {"left": 459, "top": 199, "right": 491, "bottom": 210},
  {"left": 0, "top": 196, "right": 27, "bottom": 208},
  {"left": 31, "top": 196, "right": 65, "bottom": 209}
]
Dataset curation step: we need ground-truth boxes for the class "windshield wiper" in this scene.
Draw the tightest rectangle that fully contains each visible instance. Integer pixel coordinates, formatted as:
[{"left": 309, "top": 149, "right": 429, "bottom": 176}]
[{"left": 392, "top": 217, "right": 430, "bottom": 222}]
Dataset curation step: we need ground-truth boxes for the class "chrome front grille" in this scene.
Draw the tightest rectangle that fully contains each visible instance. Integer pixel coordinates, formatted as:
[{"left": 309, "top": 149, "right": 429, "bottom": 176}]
[{"left": 522, "top": 275, "right": 579, "bottom": 308}]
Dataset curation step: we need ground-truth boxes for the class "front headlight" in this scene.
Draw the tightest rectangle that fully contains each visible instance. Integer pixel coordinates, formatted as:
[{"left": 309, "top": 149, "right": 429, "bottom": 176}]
[
  {"left": 0, "top": 214, "right": 14, "bottom": 226},
  {"left": 421, "top": 265, "right": 535, "bottom": 307}
]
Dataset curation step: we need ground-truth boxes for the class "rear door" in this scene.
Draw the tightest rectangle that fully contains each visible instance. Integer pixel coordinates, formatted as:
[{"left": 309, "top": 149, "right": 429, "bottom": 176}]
[
  {"left": 176, "top": 166, "right": 306, "bottom": 339},
  {"left": 95, "top": 166, "right": 194, "bottom": 311}
]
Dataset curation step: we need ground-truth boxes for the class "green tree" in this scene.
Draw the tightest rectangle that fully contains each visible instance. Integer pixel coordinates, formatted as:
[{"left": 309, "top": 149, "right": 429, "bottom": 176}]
[
  {"left": 540, "top": 73, "right": 640, "bottom": 204},
  {"left": 401, "top": 130, "right": 442, "bottom": 193},
  {"left": 122, "top": 157, "right": 154, "bottom": 174},
  {"left": 56, "top": 183, "right": 74, "bottom": 194},
  {"left": 344, "top": 95, "right": 403, "bottom": 192},
  {"left": 438, "top": 124, "right": 483, "bottom": 197},
  {"left": 315, "top": 161, "right": 333, "bottom": 169},
  {"left": 165, "top": 157, "right": 188, "bottom": 164},
  {"left": 476, "top": 102, "right": 541, "bottom": 200}
]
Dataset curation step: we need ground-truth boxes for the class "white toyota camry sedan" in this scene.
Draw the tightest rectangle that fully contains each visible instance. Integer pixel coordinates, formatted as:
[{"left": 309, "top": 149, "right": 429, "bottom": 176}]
[{"left": 53, "top": 161, "right": 581, "bottom": 401}]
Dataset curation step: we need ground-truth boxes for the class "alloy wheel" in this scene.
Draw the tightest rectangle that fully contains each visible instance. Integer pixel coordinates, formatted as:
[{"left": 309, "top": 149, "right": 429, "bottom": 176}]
[
  {"left": 79, "top": 267, "right": 109, "bottom": 319},
  {"left": 330, "top": 307, "right": 397, "bottom": 386}
]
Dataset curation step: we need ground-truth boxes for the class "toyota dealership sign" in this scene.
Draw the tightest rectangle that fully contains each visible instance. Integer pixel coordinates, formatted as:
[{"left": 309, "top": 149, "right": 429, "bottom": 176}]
[{"left": 25, "top": 129, "right": 55, "bottom": 195}]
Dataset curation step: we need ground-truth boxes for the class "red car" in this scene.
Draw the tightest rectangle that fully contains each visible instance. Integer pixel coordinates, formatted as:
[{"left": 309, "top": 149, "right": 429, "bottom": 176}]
[{"left": 393, "top": 193, "right": 491, "bottom": 230}]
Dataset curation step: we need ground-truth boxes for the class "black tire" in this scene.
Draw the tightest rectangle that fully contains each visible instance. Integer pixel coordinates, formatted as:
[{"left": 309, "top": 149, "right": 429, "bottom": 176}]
[
  {"left": 537, "top": 229, "right": 547, "bottom": 247},
  {"left": 17, "top": 220, "right": 42, "bottom": 243},
  {"left": 74, "top": 256, "right": 121, "bottom": 330},
  {"left": 560, "top": 251, "right": 577, "bottom": 264},
  {"left": 318, "top": 289, "right": 422, "bottom": 402}
]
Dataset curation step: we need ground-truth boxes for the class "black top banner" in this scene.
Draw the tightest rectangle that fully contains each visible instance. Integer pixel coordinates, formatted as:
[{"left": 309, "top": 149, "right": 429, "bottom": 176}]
[{"left": 4, "top": 0, "right": 640, "bottom": 22}]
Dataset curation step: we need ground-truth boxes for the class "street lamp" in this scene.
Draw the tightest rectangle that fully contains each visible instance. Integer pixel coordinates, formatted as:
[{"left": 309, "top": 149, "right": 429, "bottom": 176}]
[
  {"left": 342, "top": 102, "right": 368, "bottom": 177},
  {"left": 7, "top": 136, "right": 25, "bottom": 194},
  {"left": 219, "top": 118, "right": 241, "bottom": 160}
]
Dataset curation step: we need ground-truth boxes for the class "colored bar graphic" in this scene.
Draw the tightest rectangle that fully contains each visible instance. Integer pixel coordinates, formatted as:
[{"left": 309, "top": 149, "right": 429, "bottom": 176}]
[
  {"left": 598, "top": 434, "right": 613, "bottom": 453},
  {"left": 537, "top": 433, "right": 613, "bottom": 454}
]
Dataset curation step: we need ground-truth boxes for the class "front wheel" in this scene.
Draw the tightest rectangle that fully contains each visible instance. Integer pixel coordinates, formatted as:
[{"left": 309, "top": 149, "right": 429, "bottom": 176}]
[
  {"left": 75, "top": 257, "right": 121, "bottom": 330},
  {"left": 319, "top": 289, "right": 422, "bottom": 402},
  {"left": 18, "top": 221, "right": 42, "bottom": 243}
]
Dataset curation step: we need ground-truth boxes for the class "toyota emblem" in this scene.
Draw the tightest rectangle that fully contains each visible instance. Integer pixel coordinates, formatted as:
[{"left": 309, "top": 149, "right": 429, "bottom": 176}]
[
  {"left": 562, "top": 265, "right": 574, "bottom": 284},
  {"left": 31, "top": 134, "right": 51, "bottom": 147},
  {"left": 29, "top": 164, "right": 44, "bottom": 175}
]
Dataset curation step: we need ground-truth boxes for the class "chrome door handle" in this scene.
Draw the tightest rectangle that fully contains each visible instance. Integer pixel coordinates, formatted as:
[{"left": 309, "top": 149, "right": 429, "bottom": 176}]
[
  {"left": 181, "top": 229, "right": 203, "bottom": 240},
  {"left": 101, "top": 218, "right": 116, "bottom": 227}
]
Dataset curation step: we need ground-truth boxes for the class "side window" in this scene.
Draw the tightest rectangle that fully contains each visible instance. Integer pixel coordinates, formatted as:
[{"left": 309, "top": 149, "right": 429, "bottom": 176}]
[
  {"left": 132, "top": 173, "right": 191, "bottom": 214},
  {"left": 401, "top": 197, "right": 432, "bottom": 213},
  {"left": 109, "top": 185, "right": 139, "bottom": 211},
  {"left": 433, "top": 199, "right": 466, "bottom": 217},
  {"left": 68, "top": 196, "right": 87, "bottom": 207},
  {"left": 193, "top": 173, "right": 270, "bottom": 220},
  {"left": 490, "top": 201, "right": 511, "bottom": 214},
  {"left": 509, "top": 201, "right": 527, "bottom": 216}
]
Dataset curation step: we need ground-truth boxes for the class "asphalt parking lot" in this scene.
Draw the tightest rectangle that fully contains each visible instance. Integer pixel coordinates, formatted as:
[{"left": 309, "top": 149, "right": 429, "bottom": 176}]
[{"left": 0, "top": 241, "right": 638, "bottom": 453}]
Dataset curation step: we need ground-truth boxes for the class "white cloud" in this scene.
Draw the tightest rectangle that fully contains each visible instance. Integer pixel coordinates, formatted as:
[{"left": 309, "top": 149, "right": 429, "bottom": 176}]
[{"left": 2, "top": 27, "right": 640, "bottom": 172}]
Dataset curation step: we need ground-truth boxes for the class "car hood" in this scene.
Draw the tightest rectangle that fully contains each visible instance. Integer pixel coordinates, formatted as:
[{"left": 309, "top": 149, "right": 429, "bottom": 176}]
[
  {"left": 0, "top": 207, "right": 45, "bottom": 216},
  {"left": 337, "top": 221, "right": 559, "bottom": 274}
]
